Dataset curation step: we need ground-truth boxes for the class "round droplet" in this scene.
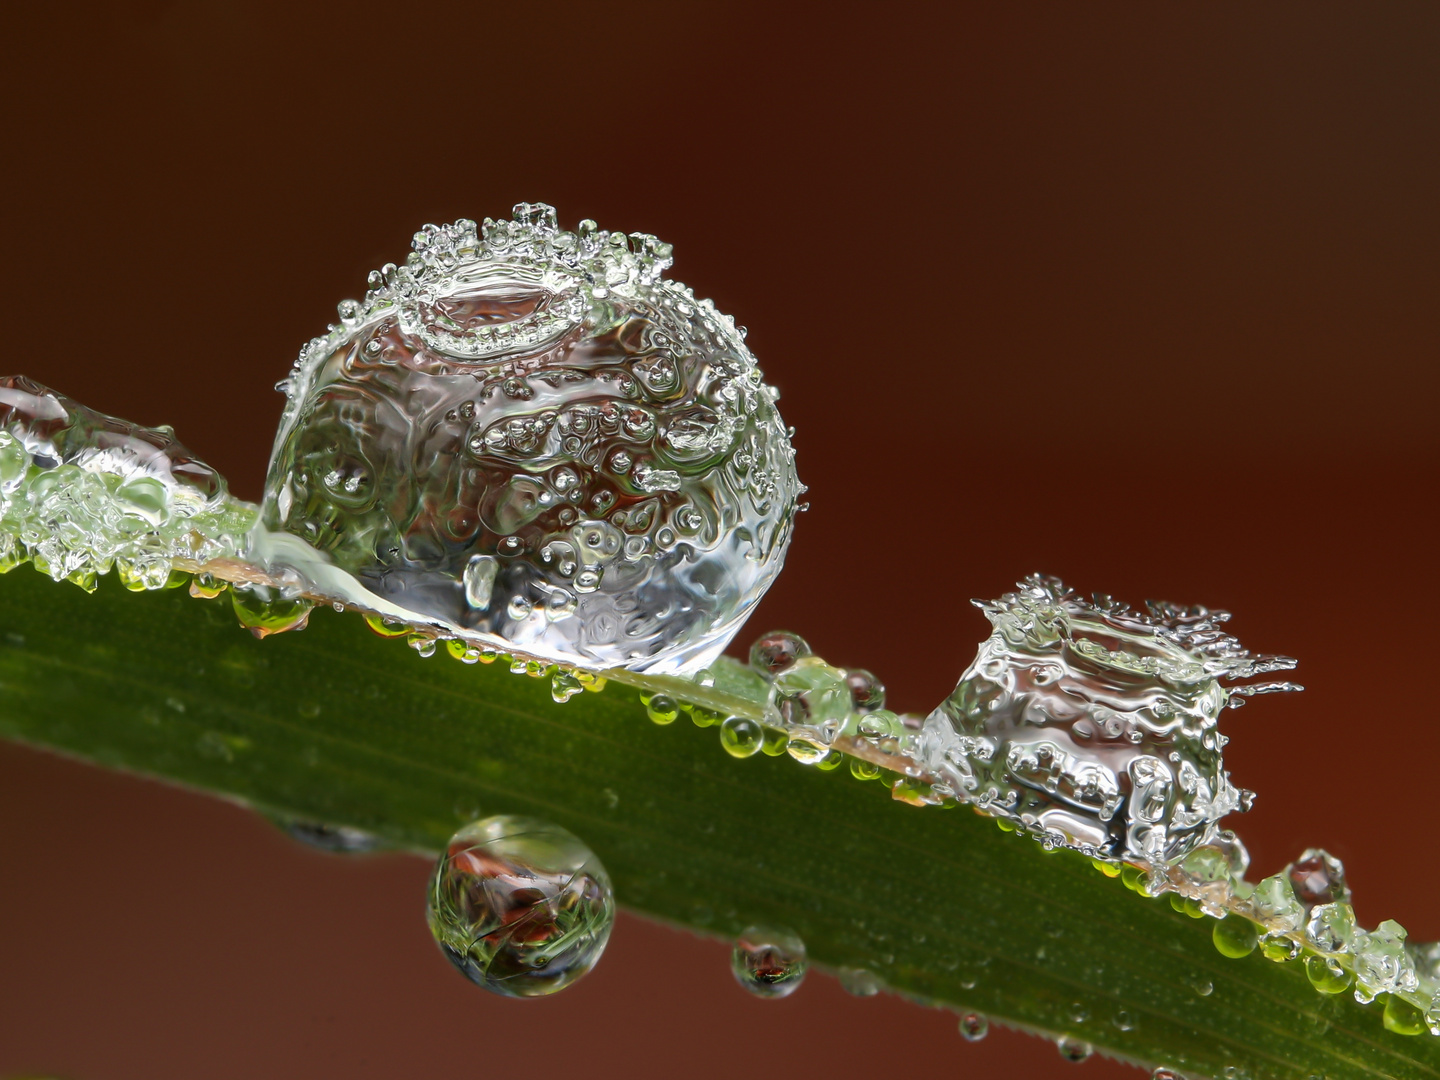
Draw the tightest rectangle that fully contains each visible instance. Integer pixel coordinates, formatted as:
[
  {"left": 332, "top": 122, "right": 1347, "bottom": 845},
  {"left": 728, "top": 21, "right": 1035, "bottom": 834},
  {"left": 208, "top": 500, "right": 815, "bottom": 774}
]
[
  {"left": 1260, "top": 931, "right": 1303, "bottom": 963},
  {"left": 749, "top": 630, "right": 811, "bottom": 677},
  {"left": 786, "top": 738, "right": 828, "bottom": 765},
  {"left": 719, "top": 716, "right": 763, "bottom": 758},
  {"left": 1057, "top": 1036, "right": 1094, "bottom": 1062},
  {"left": 1305, "top": 954, "right": 1352, "bottom": 995},
  {"left": 1112, "top": 1008, "right": 1136, "bottom": 1032},
  {"left": 1213, "top": 915, "right": 1259, "bottom": 959},
  {"left": 759, "top": 726, "right": 789, "bottom": 756},
  {"left": 731, "top": 925, "right": 807, "bottom": 999},
  {"left": 959, "top": 1012, "right": 989, "bottom": 1042},
  {"left": 277, "top": 817, "right": 384, "bottom": 854},
  {"left": 231, "top": 584, "right": 314, "bottom": 638},
  {"left": 427, "top": 814, "right": 614, "bottom": 998},
  {"left": 1382, "top": 995, "right": 1426, "bottom": 1037},
  {"left": 844, "top": 668, "right": 886, "bottom": 711},
  {"left": 850, "top": 757, "right": 881, "bottom": 781},
  {"left": 690, "top": 705, "right": 723, "bottom": 728},
  {"left": 642, "top": 692, "right": 679, "bottom": 725},
  {"left": 1152, "top": 1070, "right": 1182, "bottom": 1080},
  {"left": 838, "top": 967, "right": 881, "bottom": 996}
]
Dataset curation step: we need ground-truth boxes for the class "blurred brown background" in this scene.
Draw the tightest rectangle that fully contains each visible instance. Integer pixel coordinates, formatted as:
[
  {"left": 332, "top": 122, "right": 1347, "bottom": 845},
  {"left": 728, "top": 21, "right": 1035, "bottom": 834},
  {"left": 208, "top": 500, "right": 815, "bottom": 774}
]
[{"left": 1, "top": 3, "right": 1437, "bottom": 1078}]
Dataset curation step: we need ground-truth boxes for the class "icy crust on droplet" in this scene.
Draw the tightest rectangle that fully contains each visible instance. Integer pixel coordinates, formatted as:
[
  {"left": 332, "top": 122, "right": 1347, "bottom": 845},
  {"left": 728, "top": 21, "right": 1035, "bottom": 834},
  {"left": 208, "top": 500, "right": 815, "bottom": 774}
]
[
  {"left": 0, "top": 376, "right": 257, "bottom": 590},
  {"left": 253, "top": 202, "right": 802, "bottom": 674},
  {"left": 917, "top": 574, "right": 1295, "bottom": 865}
]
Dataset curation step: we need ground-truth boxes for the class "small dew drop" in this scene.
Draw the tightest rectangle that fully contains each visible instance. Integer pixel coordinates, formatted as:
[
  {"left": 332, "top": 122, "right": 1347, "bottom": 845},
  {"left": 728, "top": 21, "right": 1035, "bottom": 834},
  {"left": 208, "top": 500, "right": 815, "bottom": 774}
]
[
  {"left": 279, "top": 818, "right": 383, "bottom": 854},
  {"left": 1188, "top": 975, "right": 1214, "bottom": 997},
  {"left": 730, "top": 926, "right": 807, "bottom": 999},
  {"left": 1112, "top": 1008, "right": 1136, "bottom": 1032},
  {"left": 1152, "top": 1070, "right": 1183, "bottom": 1080},
  {"left": 641, "top": 692, "right": 679, "bottom": 725},
  {"left": 837, "top": 967, "right": 882, "bottom": 997},
  {"left": 719, "top": 716, "right": 764, "bottom": 759},
  {"left": 1056, "top": 1036, "right": 1094, "bottom": 1062},
  {"left": 1069, "top": 1002, "right": 1090, "bottom": 1024},
  {"left": 958, "top": 1013, "right": 989, "bottom": 1042}
]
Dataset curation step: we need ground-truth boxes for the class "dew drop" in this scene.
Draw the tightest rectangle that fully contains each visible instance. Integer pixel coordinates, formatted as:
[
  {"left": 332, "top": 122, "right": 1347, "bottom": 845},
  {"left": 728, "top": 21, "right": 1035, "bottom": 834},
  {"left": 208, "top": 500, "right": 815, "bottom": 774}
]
[
  {"left": 730, "top": 926, "right": 807, "bottom": 999},
  {"left": 1212, "top": 915, "right": 1259, "bottom": 959},
  {"left": 1305, "top": 954, "right": 1352, "bottom": 995},
  {"left": 427, "top": 814, "right": 614, "bottom": 998},
  {"left": 1260, "top": 932, "right": 1303, "bottom": 963},
  {"left": 749, "top": 630, "right": 810, "bottom": 677},
  {"left": 719, "top": 716, "right": 763, "bottom": 758},
  {"left": 231, "top": 584, "right": 314, "bottom": 638},
  {"left": 1382, "top": 995, "right": 1426, "bottom": 1037},
  {"left": 641, "top": 692, "right": 679, "bottom": 725},
  {"left": 1056, "top": 1036, "right": 1094, "bottom": 1062},
  {"left": 278, "top": 818, "right": 384, "bottom": 854},
  {"left": 838, "top": 967, "right": 882, "bottom": 996},
  {"left": 958, "top": 1013, "right": 989, "bottom": 1041}
]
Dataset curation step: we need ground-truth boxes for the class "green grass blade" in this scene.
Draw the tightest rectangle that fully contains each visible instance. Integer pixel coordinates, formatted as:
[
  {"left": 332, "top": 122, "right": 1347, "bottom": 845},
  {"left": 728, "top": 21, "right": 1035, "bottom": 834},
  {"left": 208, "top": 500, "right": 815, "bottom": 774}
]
[{"left": 0, "top": 569, "right": 1434, "bottom": 1080}]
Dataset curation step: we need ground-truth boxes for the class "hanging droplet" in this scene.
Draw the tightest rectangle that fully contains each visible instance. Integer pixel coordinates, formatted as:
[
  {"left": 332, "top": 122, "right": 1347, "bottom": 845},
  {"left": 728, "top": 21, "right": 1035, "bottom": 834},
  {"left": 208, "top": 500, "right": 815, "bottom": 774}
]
[
  {"left": 231, "top": 583, "right": 314, "bottom": 638},
  {"left": 1056, "top": 1036, "right": 1094, "bottom": 1062},
  {"left": 278, "top": 817, "right": 384, "bottom": 854},
  {"left": 719, "top": 716, "right": 763, "bottom": 758},
  {"left": 1382, "top": 995, "right": 1426, "bottom": 1037},
  {"left": 427, "top": 814, "right": 614, "bottom": 998},
  {"left": 1305, "top": 955, "right": 1353, "bottom": 995},
  {"left": 837, "top": 967, "right": 881, "bottom": 996},
  {"left": 1212, "top": 915, "right": 1259, "bottom": 959},
  {"left": 641, "top": 692, "right": 679, "bottom": 725},
  {"left": 958, "top": 1013, "right": 989, "bottom": 1042},
  {"left": 730, "top": 925, "right": 807, "bottom": 999}
]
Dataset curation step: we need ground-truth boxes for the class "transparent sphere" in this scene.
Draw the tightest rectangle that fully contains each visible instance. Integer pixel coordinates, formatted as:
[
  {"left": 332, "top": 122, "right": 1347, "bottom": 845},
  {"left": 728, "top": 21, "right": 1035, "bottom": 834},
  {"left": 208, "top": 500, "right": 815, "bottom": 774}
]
[
  {"left": 257, "top": 204, "right": 802, "bottom": 673},
  {"left": 427, "top": 814, "right": 614, "bottom": 998},
  {"left": 730, "top": 925, "right": 807, "bottom": 998}
]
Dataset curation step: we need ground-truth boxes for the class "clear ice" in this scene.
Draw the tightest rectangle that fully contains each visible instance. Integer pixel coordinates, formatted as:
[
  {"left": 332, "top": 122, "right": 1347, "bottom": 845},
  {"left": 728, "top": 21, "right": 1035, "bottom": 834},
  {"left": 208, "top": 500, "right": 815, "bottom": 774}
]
[
  {"left": 0, "top": 376, "right": 255, "bottom": 590},
  {"left": 255, "top": 203, "right": 802, "bottom": 673},
  {"left": 427, "top": 814, "right": 613, "bottom": 998}
]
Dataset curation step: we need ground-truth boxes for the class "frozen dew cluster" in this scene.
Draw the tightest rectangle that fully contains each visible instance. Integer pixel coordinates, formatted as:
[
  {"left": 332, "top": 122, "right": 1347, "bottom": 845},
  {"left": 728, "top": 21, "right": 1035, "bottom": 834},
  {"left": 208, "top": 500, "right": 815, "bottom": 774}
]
[
  {"left": 253, "top": 202, "right": 802, "bottom": 674},
  {"left": 0, "top": 376, "right": 255, "bottom": 592}
]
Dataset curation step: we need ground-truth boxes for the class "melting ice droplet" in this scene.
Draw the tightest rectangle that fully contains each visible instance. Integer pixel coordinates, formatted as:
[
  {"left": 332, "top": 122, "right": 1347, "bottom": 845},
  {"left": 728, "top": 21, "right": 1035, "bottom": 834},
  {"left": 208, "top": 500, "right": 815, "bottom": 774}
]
[
  {"left": 731, "top": 925, "right": 807, "bottom": 998},
  {"left": 255, "top": 204, "right": 802, "bottom": 673},
  {"left": 427, "top": 814, "right": 614, "bottom": 997}
]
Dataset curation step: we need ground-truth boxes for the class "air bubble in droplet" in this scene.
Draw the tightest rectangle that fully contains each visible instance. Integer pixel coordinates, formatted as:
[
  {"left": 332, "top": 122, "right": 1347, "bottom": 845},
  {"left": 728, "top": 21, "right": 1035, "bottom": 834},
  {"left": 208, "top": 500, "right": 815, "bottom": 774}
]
[
  {"left": 958, "top": 1013, "right": 989, "bottom": 1041},
  {"left": 427, "top": 814, "right": 614, "bottom": 998},
  {"left": 731, "top": 925, "right": 807, "bottom": 999}
]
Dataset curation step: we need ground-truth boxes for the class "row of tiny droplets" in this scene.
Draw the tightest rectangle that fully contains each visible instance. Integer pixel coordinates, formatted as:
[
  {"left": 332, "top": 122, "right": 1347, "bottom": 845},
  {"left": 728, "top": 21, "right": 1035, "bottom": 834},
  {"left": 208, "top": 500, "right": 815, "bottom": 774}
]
[{"left": 205, "top": 576, "right": 1440, "bottom": 1052}]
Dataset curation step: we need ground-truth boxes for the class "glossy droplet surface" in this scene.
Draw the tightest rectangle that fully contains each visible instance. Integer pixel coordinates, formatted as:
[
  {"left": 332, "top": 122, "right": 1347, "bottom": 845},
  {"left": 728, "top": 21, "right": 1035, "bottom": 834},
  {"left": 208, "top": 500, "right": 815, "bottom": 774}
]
[
  {"left": 731, "top": 925, "right": 806, "bottom": 999},
  {"left": 1213, "top": 915, "right": 1259, "bottom": 959},
  {"left": 1305, "top": 954, "right": 1352, "bottom": 995},
  {"left": 749, "top": 630, "right": 810, "bottom": 677},
  {"left": 427, "top": 814, "right": 613, "bottom": 998},
  {"left": 719, "top": 716, "right": 763, "bottom": 758},
  {"left": 1056, "top": 1036, "right": 1094, "bottom": 1062},
  {"left": 1287, "top": 849, "right": 1350, "bottom": 907},
  {"left": 1383, "top": 995, "right": 1426, "bottom": 1036},
  {"left": 257, "top": 205, "right": 801, "bottom": 674},
  {"left": 958, "top": 1013, "right": 989, "bottom": 1041}
]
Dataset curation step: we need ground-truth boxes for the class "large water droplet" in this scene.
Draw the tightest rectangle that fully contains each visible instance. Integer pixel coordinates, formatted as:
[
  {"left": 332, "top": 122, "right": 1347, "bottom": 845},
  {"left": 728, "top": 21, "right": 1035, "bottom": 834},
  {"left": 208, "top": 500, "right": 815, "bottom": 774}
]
[
  {"left": 1305, "top": 955, "right": 1352, "bottom": 995},
  {"left": 1382, "top": 995, "right": 1426, "bottom": 1036},
  {"left": 1056, "top": 1036, "right": 1094, "bottom": 1062},
  {"left": 730, "top": 925, "right": 807, "bottom": 998},
  {"left": 231, "top": 583, "right": 314, "bottom": 638},
  {"left": 1213, "top": 915, "right": 1259, "bottom": 958},
  {"left": 958, "top": 1013, "right": 989, "bottom": 1041},
  {"left": 719, "top": 716, "right": 764, "bottom": 758},
  {"left": 252, "top": 206, "right": 801, "bottom": 674},
  {"left": 427, "top": 814, "right": 614, "bottom": 997}
]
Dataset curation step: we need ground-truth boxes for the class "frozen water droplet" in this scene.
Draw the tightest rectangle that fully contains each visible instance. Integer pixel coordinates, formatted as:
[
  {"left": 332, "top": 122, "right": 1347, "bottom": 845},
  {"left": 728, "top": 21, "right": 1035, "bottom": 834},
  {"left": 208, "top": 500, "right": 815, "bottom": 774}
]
[
  {"left": 958, "top": 1013, "right": 989, "bottom": 1041},
  {"left": 731, "top": 925, "right": 806, "bottom": 999},
  {"left": 1251, "top": 873, "right": 1305, "bottom": 932},
  {"left": 427, "top": 814, "right": 613, "bottom": 998},
  {"left": 279, "top": 818, "right": 384, "bottom": 854},
  {"left": 1351, "top": 920, "right": 1418, "bottom": 1005},
  {"left": 1305, "top": 902, "right": 1356, "bottom": 955},
  {"left": 1425, "top": 991, "right": 1440, "bottom": 1036},
  {"left": 1056, "top": 1036, "right": 1094, "bottom": 1062},
  {"left": 1305, "top": 955, "right": 1352, "bottom": 995},
  {"left": 918, "top": 576, "right": 1291, "bottom": 865},
  {"left": 1287, "top": 849, "right": 1350, "bottom": 907},
  {"left": 719, "top": 716, "right": 763, "bottom": 758},
  {"left": 254, "top": 207, "right": 801, "bottom": 674},
  {"left": 837, "top": 967, "right": 881, "bottom": 996}
]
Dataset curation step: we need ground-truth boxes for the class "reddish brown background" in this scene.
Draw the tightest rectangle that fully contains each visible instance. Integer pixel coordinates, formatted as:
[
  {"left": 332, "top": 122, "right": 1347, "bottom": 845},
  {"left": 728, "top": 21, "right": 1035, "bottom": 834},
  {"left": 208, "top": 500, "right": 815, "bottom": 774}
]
[{"left": 1, "top": 4, "right": 1437, "bottom": 1078}]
